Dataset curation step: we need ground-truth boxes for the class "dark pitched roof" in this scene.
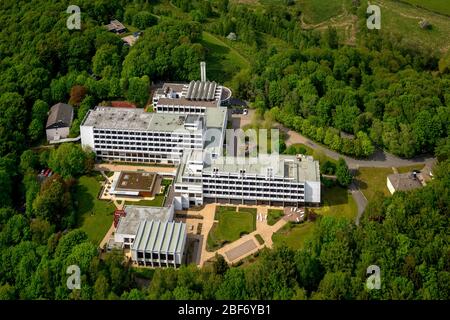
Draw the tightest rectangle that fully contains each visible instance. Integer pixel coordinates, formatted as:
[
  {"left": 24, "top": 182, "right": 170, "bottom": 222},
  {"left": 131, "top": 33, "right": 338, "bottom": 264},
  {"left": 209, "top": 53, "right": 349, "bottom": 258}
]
[
  {"left": 387, "top": 173, "right": 422, "bottom": 192},
  {"left": 46, "top": 103, "right": 73, "bottom": 129}
]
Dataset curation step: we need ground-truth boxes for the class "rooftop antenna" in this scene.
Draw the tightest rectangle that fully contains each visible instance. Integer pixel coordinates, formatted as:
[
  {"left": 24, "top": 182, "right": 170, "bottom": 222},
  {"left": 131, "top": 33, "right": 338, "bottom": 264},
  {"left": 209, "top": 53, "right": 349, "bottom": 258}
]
[{"left": 200, "top": 61, "right": 206, "bottom": 82}]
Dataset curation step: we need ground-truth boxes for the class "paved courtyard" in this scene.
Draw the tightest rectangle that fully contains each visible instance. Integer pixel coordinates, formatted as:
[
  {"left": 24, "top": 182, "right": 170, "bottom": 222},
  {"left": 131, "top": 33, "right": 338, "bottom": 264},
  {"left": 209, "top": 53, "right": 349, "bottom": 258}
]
[
  {"left": 224, "top": 239, "right": 258, "bottom": 261},
  {"left": 182, "top": 204, "right": 288, "bottom": 266}
]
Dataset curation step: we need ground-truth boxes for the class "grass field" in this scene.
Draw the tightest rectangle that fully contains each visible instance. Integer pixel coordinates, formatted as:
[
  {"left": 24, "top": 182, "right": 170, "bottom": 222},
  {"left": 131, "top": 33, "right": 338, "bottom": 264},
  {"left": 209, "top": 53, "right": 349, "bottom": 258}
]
[
  {"left": 356, "top": 164, "right": 428, "bottom": 201},
  {"left": 400, "top": 0, "right": 450, "bottom": 16},
  {"left": 298, "top": 0, "right": 351, "bottom": 24},
  {"left": 255, "top": 234, "right": 265, "bottom": 245},
  {"left": 272, "top": 184, "right": 357, "bottom": 250},
  {"left": 125, "top": 194, "right": 165, "bottom": 207},
  {"left": 314, "top": 185, "right": 358, "bottom": 220},
  {"left": 272, "top": 222, "right": 315, "bottom": 250},
  {"left": 355, "top": 167, "right": 392, "bottom": 202},
  {"left": 207, "top": 206, "right": 256, "bottom": 251},
  {"left": 395, "top": 164, "right": 426, "bottom": 174},
  {"left": 267, "top": 209, "right": 284, "bottom": 226},
  {"left": 124, "top": 179, "right": 172, "bottom": 207},
  {"left": 376, "top": 0, "right": 450, "bottom": 53},
  {"left": 74, "top": 176, "right": 116, "bottom": 245},
  {"left": 199, "top": 32, "right": 250, "bottom": 85}
]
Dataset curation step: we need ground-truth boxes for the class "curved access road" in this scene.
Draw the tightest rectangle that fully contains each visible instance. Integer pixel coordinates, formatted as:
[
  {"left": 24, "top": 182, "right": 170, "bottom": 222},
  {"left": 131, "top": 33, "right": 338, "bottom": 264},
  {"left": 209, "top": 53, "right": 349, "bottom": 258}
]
[{"left": 280, "top": 125, "right": 436, "bottom": 170}]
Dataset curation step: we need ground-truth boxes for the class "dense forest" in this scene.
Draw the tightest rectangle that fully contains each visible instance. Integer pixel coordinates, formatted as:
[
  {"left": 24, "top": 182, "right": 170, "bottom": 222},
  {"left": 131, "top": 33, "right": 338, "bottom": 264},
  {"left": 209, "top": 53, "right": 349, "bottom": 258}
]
[{"left": 0, "top": 0, "right": 449, "bottom": 299}]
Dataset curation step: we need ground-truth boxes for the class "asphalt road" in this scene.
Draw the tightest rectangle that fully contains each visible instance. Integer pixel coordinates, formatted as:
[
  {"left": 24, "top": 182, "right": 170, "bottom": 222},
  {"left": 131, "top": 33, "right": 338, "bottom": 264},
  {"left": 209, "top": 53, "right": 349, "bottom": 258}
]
[
  {"left": 281, "top": 125, "right": 436, "bottom": 169},
  {"left": 349, "top": 182, "right": 368, "bottom": 226}
]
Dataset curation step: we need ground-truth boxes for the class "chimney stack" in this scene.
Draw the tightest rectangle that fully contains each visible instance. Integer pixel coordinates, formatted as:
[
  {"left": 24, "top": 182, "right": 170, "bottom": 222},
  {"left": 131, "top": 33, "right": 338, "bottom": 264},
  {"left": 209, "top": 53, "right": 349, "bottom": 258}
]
[{"left": 200, "top": 61, "right": 206, "bottom": 82}]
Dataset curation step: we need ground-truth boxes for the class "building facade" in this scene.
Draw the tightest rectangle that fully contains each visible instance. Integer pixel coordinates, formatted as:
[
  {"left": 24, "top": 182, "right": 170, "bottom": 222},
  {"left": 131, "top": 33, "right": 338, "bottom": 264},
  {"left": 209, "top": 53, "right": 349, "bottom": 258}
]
[
  {"left": 113, "top": 205, "right": 175, "bottom": 248},
  {"left": 80, "top": 107, "right": 205, "bottom": 164},
  {"left": 131, "top": 220, "right": 187, "bottom": 268},
  {"left": 81, "top": 106, "right": 227, "bottom": 164},
  {"left": 46, "top": 103, "right": 73, "bottom": 142},
  {"left": 152, "top": 80, "right": 228, "bottom": 114},
  {"left": 173, "top": 151, "right": 321, "bottom": 209}
]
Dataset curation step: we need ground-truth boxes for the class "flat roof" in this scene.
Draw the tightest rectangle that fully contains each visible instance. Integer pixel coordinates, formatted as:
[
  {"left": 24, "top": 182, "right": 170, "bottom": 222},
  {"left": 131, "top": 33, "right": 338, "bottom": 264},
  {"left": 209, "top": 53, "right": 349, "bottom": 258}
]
[
  {"left": 113, "top": 171, "right": 157, "bottom": 192},
  {"left": 205, "top": 107, "right": 227, "bottom": 128},
  {"left": 116, "top": 205, "right": 173, "bottom": 236},
  {"left": 162, "top": 83, "right": 187, "bottom": 93},
  {"left": 81, "top": 107, "right": 199, "bottom": 132},
  {"left": 203, "top": 154, "right": 320, "bottom": 182},
  {"left": 132, "top": 220, "right": 186, "bottom": 254},
  {"left": 155, "top": 81, "right": 224, "bottom": 108}
]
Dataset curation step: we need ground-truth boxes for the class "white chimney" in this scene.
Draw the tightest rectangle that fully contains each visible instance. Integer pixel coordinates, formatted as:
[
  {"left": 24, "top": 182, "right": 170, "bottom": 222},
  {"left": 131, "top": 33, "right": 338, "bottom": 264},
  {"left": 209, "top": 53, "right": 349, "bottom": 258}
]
[{"left": 200, "top": 61, "right": 206, "bottom": 82}]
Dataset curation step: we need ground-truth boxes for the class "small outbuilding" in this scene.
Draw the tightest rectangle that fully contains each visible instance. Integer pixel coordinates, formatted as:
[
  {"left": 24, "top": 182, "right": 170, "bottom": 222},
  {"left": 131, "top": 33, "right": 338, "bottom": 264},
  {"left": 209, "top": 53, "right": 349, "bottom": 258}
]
[
  {"left": 419, "top": 20, "right": 432, "bottom": 30},
  {"left": 46, "top": 103, "right": 73, "bottom": 142},
  {"left": 110, "top": 171, "right": 160, "bottom": 197},
  {"left": 226, "top": 32, "right": 237, "bottom": 41},
  {"left": 105, "top": 20, "right": 126, "bottom": 34},
  {"left": 387, "top": 172, "right": 423, "bottom": 194}
]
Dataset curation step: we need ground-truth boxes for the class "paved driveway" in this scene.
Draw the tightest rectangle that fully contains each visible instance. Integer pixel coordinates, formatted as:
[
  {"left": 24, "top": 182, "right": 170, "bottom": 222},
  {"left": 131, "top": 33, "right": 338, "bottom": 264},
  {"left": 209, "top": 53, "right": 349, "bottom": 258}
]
[{"left": 349, "top": 182, "right": 368, "bottom": 225}]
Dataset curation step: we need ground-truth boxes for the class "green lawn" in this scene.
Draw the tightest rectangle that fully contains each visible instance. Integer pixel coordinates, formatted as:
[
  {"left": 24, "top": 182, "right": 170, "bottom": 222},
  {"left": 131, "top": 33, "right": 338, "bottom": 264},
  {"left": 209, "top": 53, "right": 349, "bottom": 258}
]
[
  {"left": 125, "top": 179, "right": 172, "bottom": 207},
  {"left": 74, "top": 176, "right": 116, "bottom": 245},
  {"left": 355, "top": 167, "right": 392, "bottom": 202},
  {"left": 272, "top": 185, "right": 357, "bottom": 250},
  {"left": 272, "top": 222, "right": 315, "bottom": 250},
  {"left": 125, "top": 194, "right": 165, "bottom": 207},
  {"left": 400, "top": 0, "right": 450, "bottom": 16},
  {"left": 298, "top": 0, "right": 351, "bottom": 24},
  {"left": 376, "top": 0, "right": 450, "bottom": 52},
  {"left": 356, "top": 165, "right": 427, "bottom": 202},
  {"left": 255, "top": 234, "right": 265, "bottom": 245},
  {"left": 314, "top": 185, "right": 358, "bottom": 220},
  {"left": 207, "top": 206, "right": 256, "bottom": 251},
  {"left": 199, "top": 32, "right": 250, "bottom": 85},
  {"left": 395, "top": 164, "right": 426, "bottom": 174},
  {"left": 238, "top": 207, "right": 257, "bottom": 215},
  {"left": 267, "top": 209, "right": 284, "bottom": 226}
]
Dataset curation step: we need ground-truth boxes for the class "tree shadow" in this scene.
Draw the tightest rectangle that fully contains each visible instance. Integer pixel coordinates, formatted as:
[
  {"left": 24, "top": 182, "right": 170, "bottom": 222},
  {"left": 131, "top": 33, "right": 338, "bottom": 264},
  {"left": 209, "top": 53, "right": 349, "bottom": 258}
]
[
  {"left": 322, "top": 185, "right": 351, "bottom": 206},
  {"left": 73, "top": 184, "right": 95, "bottom": 228}
]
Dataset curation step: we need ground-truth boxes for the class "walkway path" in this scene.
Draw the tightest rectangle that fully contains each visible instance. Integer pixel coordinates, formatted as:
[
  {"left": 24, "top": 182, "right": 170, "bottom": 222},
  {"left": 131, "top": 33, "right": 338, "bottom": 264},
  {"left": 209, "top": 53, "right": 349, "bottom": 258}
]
[
  {"left": 196, "top": 204, "right": 287, "bottom": 266},
  {"left": 349, "top": 182, "right": 368, "bottom": 226},
  {"left": 99, "top": 222, "right": 115, "bottom": 250}
]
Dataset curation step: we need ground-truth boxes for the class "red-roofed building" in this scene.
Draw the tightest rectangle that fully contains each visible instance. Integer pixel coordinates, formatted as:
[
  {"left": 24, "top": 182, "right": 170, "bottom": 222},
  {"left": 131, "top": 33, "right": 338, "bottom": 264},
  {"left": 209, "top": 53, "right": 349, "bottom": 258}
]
[
  {"left": 114, "top": 209, "right": 126, "bottom": 228},
  {"left": 111, "top": 101, "right": 136, "bottom": 109}
]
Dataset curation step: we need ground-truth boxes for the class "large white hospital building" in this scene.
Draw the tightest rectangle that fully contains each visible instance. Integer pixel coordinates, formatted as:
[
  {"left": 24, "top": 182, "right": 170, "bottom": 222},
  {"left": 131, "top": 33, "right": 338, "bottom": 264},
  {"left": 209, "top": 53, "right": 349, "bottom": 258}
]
[{"left": 80, "top": 76, "right": 321, "bottom": 209}]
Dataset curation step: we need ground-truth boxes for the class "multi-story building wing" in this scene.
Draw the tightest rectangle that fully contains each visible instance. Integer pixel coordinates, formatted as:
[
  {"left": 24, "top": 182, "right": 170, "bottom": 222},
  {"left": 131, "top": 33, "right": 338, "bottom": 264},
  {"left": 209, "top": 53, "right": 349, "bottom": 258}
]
[
  {"left": 174, "top": 151, "right": 321, "bottom": 209},
  {"left": 153, "top": 80, "right": 231, "bottom": 114},
  {"left": 131, "top": 220, "right": 187, "bottom": 268},
  {"left": 80, "top": 107, "right": 206, "bottom": 164}
]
